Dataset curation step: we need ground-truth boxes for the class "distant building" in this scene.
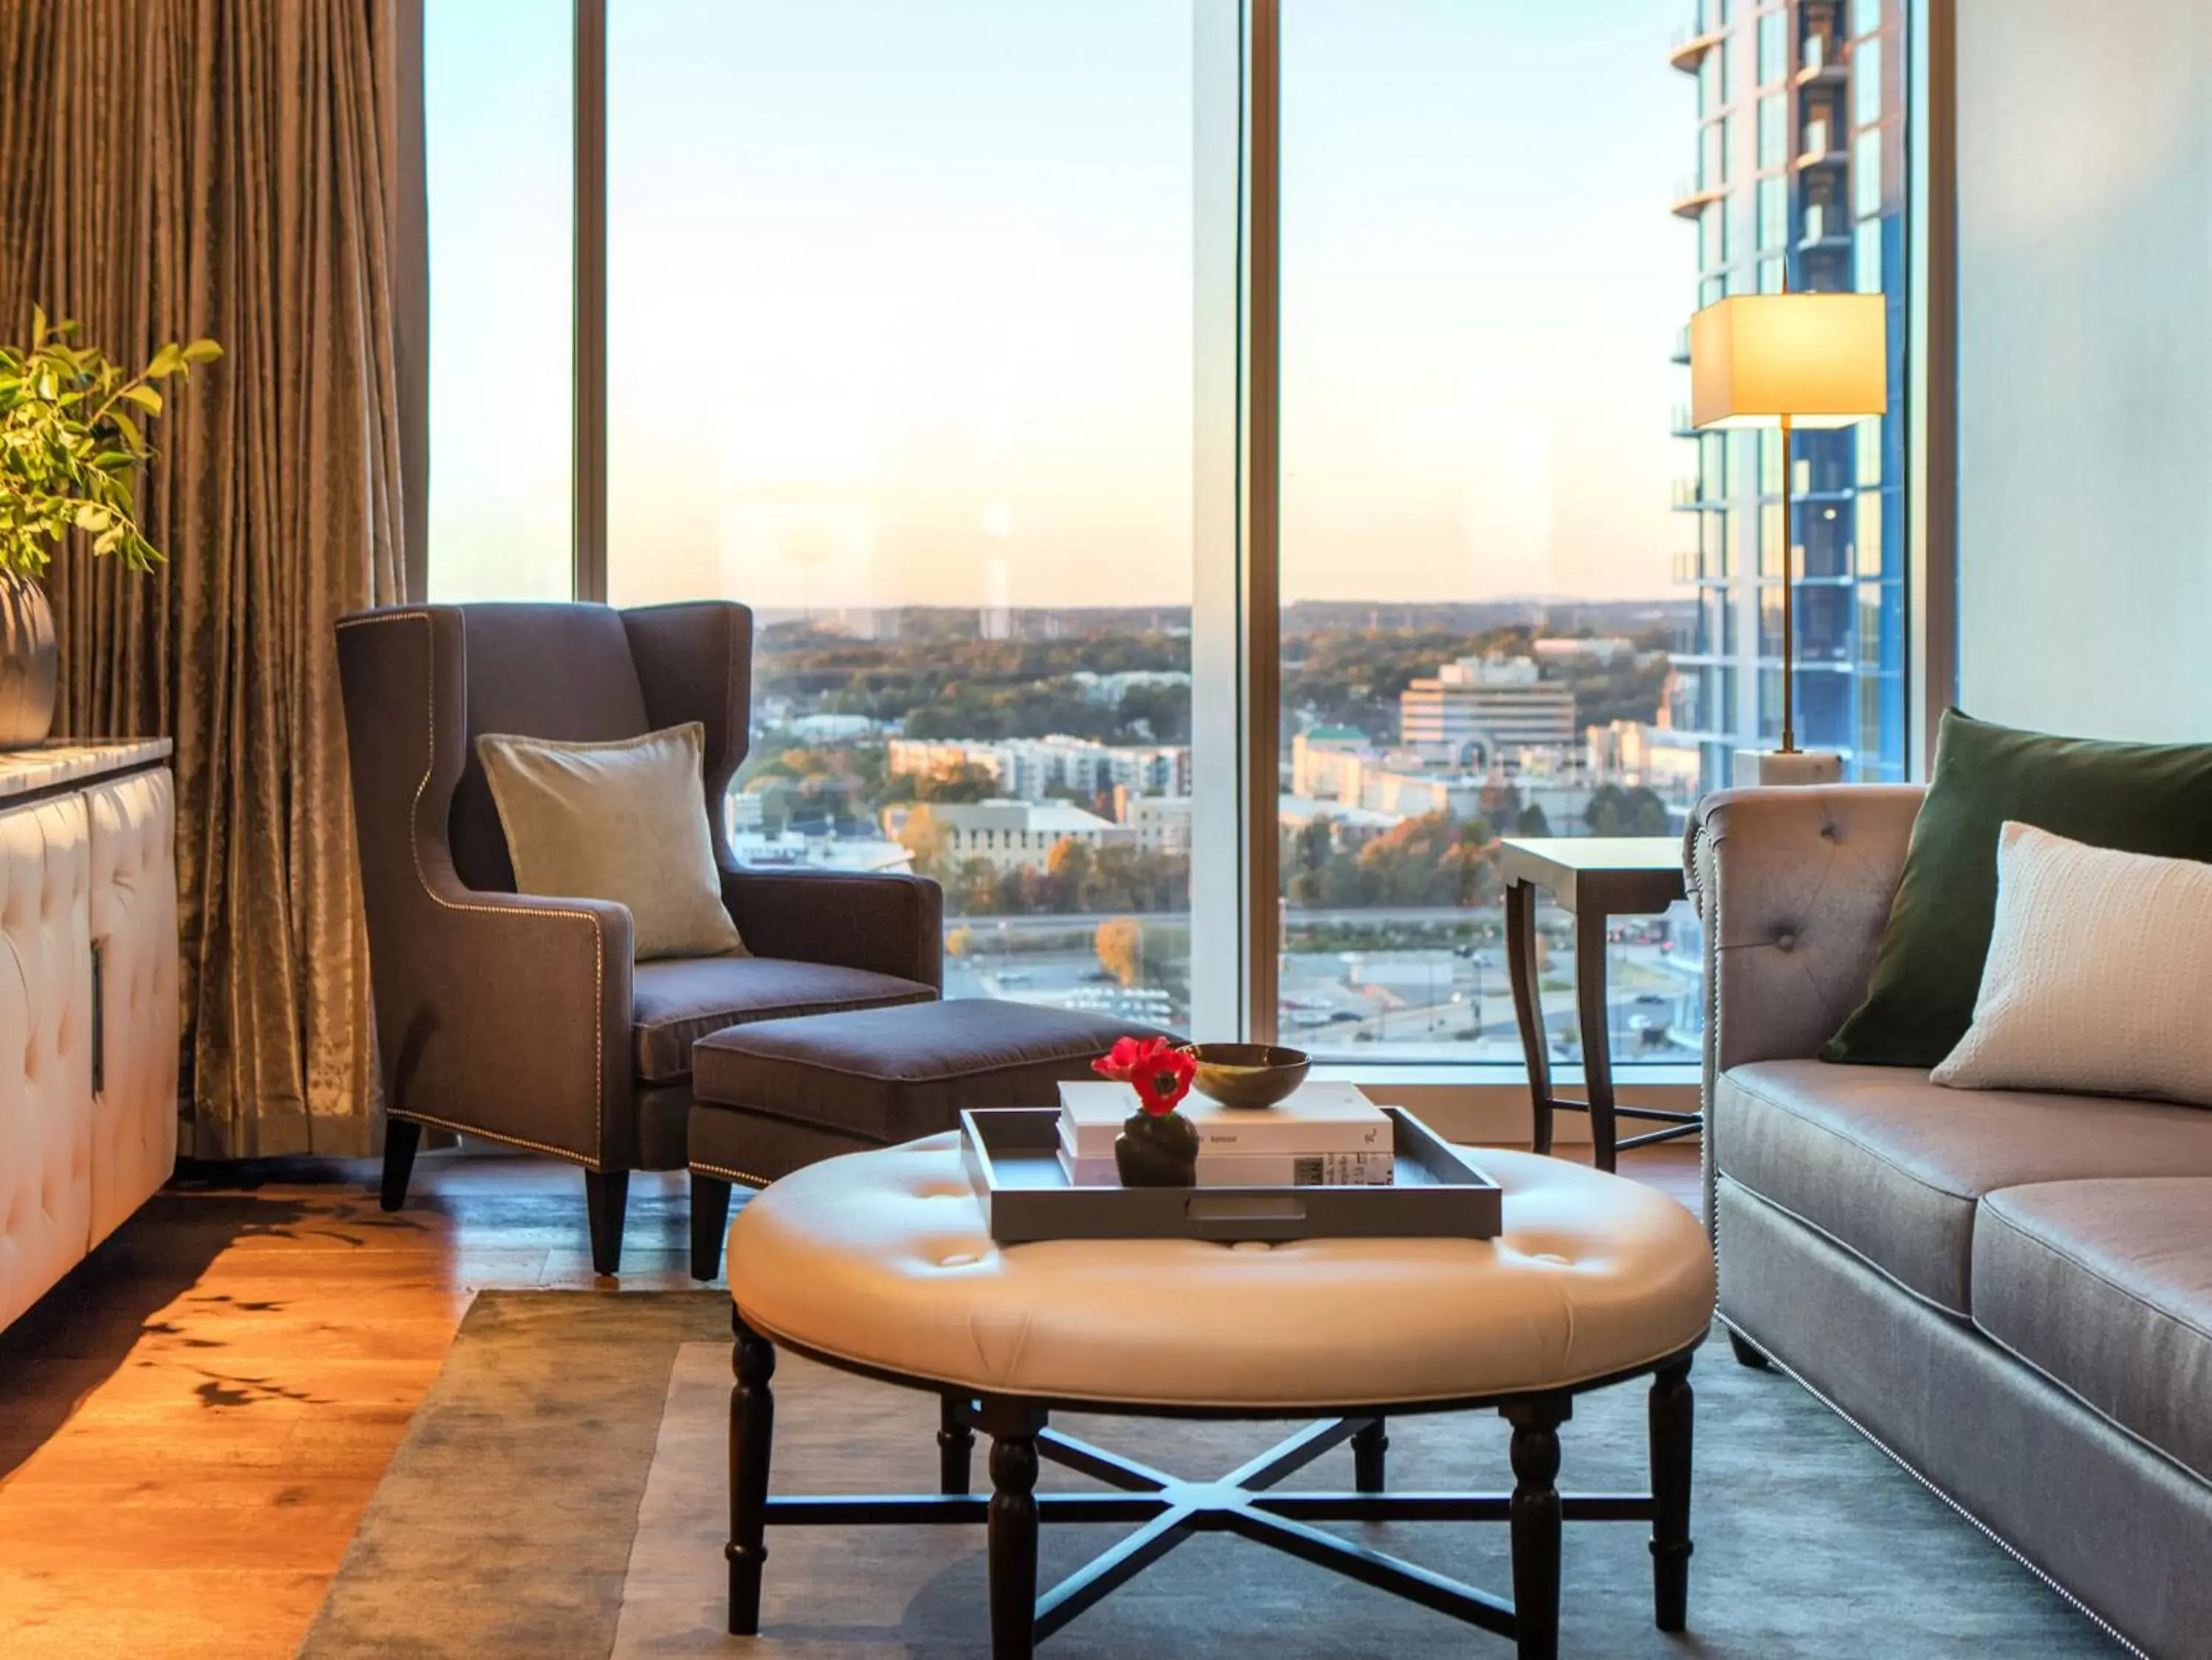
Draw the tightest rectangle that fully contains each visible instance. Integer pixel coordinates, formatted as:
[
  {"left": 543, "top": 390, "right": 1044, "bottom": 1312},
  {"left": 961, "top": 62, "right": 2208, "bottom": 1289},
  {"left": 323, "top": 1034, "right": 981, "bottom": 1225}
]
[
  {"left": 886, "top": 799, "right": 1133, "bottom": 873},
  {"left": 1531, "top": 635, "right": 1636, "bottom": 666},
  {"left": 1121, "top": 792, "right": 1193, "bottom": 853},
  {"left": 1585, "top": 719, "right": 1703, "bottom": 799},
  {"left": 782, "top": 712, "right": 881, "bottom": 743},
  {"left": 1399, "top": 654, "right": 1577, "bottom": 760},
  {"left": 1277, "top": 795, "right": 1401, "bottom": 849},
  {"left": 888, "top": 736, "right": 1189, "bottom": 802},
  {"left": 1290, "top": 726, "right": 1369, "bottom": 800},
  {"left": 1070, "top": 669, "right": 1192, "bottom": 705}
]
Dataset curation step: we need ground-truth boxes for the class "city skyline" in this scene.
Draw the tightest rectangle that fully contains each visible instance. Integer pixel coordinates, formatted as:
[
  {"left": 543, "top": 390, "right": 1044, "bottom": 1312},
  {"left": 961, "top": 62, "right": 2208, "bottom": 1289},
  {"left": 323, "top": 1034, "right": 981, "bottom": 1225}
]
[{"left": 425, "top": 1, "right": 1697, "bottom": 611}]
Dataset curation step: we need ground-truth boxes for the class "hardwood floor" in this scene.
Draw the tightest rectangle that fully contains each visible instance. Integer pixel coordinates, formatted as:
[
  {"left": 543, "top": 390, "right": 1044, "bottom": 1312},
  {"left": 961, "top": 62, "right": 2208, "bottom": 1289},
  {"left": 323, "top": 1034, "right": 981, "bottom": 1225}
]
[{"left": 0, "top": 1140, "right": 1700, "bottom": 1658}]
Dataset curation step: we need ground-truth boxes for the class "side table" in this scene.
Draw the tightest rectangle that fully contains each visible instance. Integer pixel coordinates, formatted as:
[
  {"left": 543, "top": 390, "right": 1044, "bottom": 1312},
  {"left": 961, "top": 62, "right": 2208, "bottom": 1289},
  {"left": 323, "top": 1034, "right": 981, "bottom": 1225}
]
[{"left": 1498, "top": 837, "right": 1694, "bottom": 1173}]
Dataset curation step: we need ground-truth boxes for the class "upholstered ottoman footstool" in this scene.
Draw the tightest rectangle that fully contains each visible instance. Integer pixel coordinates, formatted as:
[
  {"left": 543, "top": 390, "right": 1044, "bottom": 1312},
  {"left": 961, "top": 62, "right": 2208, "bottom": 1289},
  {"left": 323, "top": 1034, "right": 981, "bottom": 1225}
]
[
  {"left": 686, "top": 997, "right": 1171, "bottom": 1280},
  {"left": 724, "top": 1138, "right": 1717, "bottom": 1659}
]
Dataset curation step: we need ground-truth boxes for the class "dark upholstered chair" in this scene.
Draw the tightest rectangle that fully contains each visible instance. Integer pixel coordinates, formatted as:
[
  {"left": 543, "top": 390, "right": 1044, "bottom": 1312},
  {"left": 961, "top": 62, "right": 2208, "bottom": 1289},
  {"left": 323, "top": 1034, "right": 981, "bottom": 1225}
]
[{"left": 335, "top": 601, "right": 942, "bottom": 1273}]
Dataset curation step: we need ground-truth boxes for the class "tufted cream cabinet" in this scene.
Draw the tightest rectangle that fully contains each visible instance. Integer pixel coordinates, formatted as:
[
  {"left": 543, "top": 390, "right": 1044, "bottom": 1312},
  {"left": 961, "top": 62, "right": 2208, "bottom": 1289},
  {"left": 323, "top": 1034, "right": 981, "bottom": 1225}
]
[{"left": 0, "top": 744, "right": 178, "bottom": 1333}]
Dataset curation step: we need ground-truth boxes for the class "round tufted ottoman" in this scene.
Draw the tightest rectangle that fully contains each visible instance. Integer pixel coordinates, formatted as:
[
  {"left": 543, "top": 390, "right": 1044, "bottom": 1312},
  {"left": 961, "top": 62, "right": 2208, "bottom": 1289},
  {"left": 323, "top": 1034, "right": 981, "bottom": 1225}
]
[{"left": 724, "top": 1134, "right": 1716, "bottom": 1660}]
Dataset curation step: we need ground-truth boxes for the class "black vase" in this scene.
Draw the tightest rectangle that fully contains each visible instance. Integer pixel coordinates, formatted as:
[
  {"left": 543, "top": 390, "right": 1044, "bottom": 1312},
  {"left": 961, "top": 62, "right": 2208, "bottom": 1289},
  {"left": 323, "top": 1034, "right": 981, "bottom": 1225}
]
[{"left": 1114, "top": 1109, "right": 1199, "bottom": 1188}]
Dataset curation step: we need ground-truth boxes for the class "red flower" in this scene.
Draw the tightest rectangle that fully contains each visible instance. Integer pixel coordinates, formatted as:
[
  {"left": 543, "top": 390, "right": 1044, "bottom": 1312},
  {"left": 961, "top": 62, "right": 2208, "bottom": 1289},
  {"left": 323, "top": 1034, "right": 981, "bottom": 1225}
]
[{"left": 1091, "top": 1036, "right": 1197, "bottom": 1117}]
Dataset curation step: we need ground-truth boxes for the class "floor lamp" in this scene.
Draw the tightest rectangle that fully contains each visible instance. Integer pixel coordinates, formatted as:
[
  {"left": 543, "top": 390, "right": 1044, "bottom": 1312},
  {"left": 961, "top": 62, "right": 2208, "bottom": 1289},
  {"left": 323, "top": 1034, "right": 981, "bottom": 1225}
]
[{"left": 1688, "top": 290, "right": 1888, "bottom": 787}]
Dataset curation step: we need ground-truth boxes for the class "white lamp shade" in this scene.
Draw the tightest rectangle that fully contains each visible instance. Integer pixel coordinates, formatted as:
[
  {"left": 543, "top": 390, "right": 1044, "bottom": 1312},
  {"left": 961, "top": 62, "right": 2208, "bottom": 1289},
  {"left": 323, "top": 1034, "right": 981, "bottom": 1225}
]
[{"left": 1689, "top": 293, "right": 1888, "bottom": 430}]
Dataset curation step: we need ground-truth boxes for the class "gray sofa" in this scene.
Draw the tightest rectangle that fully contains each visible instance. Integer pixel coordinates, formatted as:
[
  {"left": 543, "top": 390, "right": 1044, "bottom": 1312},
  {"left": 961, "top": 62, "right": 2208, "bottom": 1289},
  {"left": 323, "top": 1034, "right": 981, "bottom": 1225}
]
[{"left": 1690, "top": 784, "right": 2212, "bottom": 1660}]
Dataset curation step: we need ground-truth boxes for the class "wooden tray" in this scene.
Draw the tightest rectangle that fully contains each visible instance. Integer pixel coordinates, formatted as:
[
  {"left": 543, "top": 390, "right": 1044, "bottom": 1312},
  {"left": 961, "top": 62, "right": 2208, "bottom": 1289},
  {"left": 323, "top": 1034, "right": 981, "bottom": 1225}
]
[{"left": 959, "top": 1106, "right": 1502, "bottom": 1244}]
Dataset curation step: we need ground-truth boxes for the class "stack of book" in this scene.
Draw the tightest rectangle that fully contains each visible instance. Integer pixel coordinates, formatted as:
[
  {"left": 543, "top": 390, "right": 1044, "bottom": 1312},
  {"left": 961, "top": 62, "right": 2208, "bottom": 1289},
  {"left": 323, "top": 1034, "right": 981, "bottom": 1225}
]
[{"left": 1056, "top": 1080, "right": 1394, "bottom": 1188}]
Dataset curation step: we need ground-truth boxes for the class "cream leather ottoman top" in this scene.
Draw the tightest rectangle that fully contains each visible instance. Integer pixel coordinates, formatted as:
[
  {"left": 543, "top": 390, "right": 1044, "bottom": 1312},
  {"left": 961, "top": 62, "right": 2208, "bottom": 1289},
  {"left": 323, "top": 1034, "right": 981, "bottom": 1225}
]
[{"left": 728, "top": 1134, "right": 1715, "bottom": 1409}]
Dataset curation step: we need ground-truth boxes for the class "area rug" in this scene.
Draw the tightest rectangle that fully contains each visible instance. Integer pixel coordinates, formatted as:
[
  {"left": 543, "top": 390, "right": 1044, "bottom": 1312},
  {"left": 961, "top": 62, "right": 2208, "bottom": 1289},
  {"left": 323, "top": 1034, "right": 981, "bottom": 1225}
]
[{"left": 299, "top": 1291, "right": 2117, "bottom": 1659}]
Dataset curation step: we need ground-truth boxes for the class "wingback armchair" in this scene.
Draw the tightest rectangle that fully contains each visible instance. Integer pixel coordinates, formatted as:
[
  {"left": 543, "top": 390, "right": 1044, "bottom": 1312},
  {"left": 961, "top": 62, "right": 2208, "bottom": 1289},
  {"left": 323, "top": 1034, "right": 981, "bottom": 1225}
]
[{"left": 335, "top": 601, "right": 942, "bottom": 1273}]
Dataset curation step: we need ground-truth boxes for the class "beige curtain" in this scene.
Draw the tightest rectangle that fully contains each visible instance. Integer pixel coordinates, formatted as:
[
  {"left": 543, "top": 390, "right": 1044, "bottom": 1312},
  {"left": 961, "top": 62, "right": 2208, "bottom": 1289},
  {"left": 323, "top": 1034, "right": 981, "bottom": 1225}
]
[{"left": 0, "top": 0, "right": 424, "bottom": 1156}]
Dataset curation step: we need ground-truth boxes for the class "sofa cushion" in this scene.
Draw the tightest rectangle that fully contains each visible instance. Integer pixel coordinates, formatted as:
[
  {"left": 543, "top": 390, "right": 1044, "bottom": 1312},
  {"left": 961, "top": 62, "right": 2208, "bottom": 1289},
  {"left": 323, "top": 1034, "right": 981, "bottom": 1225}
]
[
  {"left": 1973, "top": 1179, "right": 2212, "bottom": 1485},
  {"left": 1824, "top": 709, "right": 2212, "bottom": 1069},
  {"left": 631, "top": 956, "right": 934, "bottom": 1083},
  {"left": 1714, "top": 1059, "right": 2212, "bottom": 1315},
  {"left": 1932, "top": 823, "right": 2212, "bottom": 1107},
  {"left": 692, "top": 997, "right": 1174, "bottom": 1148}
]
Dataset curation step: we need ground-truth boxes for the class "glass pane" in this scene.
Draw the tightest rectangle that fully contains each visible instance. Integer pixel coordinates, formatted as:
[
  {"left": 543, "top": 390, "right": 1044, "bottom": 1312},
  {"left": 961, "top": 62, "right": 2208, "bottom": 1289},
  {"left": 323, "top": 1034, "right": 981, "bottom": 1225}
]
[
  {"left": 605, "top": 0, "right": 1200, "bottom": 1033},
  {"left": 1278, "top": 1, "right": 1704, "bottom": 1066},
  {"left": 1757, "top": 94, "right": 1785, "bottom": 168},
  {"left": 1855, "top": 35, "right": 1884, "bottom": 127},
  {"left": 1854, "top": 128, "right": 1885, "bottom": 216},
  {"left": 1757, "top": 176, "right": 1787, "bottom": 248},
  {"left": 424, "top": 0, "right": 573, "bottom": 600}
]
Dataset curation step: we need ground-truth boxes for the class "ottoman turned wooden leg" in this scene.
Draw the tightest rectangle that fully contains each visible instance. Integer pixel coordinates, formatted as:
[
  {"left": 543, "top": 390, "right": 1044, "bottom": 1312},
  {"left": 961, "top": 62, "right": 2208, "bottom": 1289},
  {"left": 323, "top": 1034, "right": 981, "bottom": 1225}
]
[
  {"left": 1648, "top": 1358, "right": 1695, "bottom": 1631},
  {"left": 981, "top": 1401, "right": 1047, "bottom": 1660},
  {"left": 728, "top": 1312, "right": 776, "bottom": 1636},
  {"left": 1352, "top": 1418, "right": 1388, "bottom": 1493},
  {"left": 1506, "top": 1395, "right": 1568, "bottom": 1660}
]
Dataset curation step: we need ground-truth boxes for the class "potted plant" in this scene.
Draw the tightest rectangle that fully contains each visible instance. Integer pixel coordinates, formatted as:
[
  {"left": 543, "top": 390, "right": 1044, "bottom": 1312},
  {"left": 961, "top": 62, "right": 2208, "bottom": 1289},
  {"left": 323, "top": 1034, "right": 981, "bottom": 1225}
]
[{"left": 0, "top": 308, "right": 220, "bottom": 747}]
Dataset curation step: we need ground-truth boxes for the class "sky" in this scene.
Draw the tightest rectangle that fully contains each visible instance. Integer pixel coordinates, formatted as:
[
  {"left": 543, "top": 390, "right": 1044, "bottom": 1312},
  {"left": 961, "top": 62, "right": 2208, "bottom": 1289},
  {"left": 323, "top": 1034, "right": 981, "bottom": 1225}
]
[{"left": 425, "top": 0, "right": 1697, "bottom": 610}]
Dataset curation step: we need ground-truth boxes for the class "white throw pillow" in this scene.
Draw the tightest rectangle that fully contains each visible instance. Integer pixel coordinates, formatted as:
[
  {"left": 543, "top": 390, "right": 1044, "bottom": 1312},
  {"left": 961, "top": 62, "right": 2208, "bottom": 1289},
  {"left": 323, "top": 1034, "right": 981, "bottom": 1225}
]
[
  {"left": 1931, "top": 822, "right": 2212, "bottom": 1106},
  {"left": 476, "top": 722, "right": 745, "bottom": 962}
]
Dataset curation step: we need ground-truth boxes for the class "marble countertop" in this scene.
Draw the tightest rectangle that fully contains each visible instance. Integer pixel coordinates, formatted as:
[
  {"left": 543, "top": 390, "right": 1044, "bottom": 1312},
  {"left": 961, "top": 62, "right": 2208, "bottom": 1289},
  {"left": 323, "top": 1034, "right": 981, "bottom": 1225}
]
[{"left": 0, "top": 739, "right": 173, "bottom": 798}]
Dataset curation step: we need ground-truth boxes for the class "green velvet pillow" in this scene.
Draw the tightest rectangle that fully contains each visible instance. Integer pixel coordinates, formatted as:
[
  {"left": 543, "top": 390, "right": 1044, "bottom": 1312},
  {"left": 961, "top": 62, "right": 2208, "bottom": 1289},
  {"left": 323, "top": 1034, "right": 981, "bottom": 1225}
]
[{"left": 1823, "top": 710, "right": 2212, "bottom": 1068}]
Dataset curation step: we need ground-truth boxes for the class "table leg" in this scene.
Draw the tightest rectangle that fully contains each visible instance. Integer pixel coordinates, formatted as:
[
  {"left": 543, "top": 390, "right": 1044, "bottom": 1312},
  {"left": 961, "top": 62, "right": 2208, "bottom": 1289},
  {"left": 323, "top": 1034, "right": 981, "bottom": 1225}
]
[
  {"left": 728, "top": 1311, "right": 776, "bottom": 1636},
  {"left": 1506, "top": 1395, "right": 1567, "bottom": 1660},
  {"left": 1352, "top": 1418, "right": 1388, "bottom": 1493},
  {"left": 1573, "top": 905, "right": 1618, "bottom": 1171},
  {"left": 1649, "top": 1359, "right": 1694, "bottom": 1632},
  {"left": 1505, "top": 879, "right": 1557, "bottom": 1155},
  {"left": 939, "top": 1395, "right": 975, "bottom": 1496},
  {"left": 984, "top": 1400, "right": 1046, "bottom": 1660}
]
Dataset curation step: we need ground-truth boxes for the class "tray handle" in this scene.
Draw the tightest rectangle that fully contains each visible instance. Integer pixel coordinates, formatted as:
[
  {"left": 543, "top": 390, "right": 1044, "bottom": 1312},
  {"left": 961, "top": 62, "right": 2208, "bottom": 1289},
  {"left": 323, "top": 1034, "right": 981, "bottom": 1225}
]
[{"left": 1185, "top": 1193, "right": 1308, "bottom": 1224}]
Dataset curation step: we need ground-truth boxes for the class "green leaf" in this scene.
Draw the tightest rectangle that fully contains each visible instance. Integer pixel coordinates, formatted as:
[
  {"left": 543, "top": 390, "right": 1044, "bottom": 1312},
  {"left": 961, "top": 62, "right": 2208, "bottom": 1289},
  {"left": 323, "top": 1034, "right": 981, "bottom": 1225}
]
[
  {"left": 119, "top": 383, "right": 162, "bottom": 414},
  {"left": 73, "top": 503, "right": 109, "bottom": 532},
  {"left": 146, "top": 343, "right": 184, "bottom": 379},
  {"left": 181, "top": 338, "right": 224, "bottom": 364},
  {"left": 108, "top": 408, "right": 143, "bottom": 453}
]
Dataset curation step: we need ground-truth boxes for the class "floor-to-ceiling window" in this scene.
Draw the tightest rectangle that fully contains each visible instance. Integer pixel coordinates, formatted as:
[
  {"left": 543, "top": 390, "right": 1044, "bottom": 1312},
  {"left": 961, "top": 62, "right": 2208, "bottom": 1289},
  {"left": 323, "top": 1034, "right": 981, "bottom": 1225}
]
[
  {"left": 602, "top": 0, "right": 1202, "bottom": 1032},
  {"left": 423, "top": 0, "right": 1917, "bottom": 1068},
  {"left": 422, "top": 0, "right": 573, "bottom": 601}
]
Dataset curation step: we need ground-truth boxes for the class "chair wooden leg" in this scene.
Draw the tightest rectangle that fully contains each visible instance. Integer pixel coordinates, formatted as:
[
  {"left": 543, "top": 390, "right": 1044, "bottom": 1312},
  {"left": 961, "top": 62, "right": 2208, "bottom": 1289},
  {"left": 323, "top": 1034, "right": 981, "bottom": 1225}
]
[
  {"left": 585, "top": 1168, "right": 630, "bottom": 1277},
  {"left": 379, "top": 1118, "right": 422, "bottom": 1213},
  {"left": 692, "top": 1173, "right": 734, "bottom": 1281}
]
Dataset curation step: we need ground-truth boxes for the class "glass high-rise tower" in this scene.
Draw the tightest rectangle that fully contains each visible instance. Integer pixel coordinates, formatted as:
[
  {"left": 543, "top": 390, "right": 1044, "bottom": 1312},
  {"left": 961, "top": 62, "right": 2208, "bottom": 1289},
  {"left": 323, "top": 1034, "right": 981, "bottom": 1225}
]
[{"left": 1667, "top": 0, "right": 1910, "bottom": 788}]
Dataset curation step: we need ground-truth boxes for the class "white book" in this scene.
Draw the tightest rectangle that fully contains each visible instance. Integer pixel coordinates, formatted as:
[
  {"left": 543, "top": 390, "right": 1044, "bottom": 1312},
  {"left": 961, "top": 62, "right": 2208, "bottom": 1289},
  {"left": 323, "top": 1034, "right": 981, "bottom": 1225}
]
[
  {"left": 1057, "top": 1078, "right": 1391, "bottom": 1159},
  {"left": 1057, "top": 1147, "right": 1395, "bottom": 1190}
]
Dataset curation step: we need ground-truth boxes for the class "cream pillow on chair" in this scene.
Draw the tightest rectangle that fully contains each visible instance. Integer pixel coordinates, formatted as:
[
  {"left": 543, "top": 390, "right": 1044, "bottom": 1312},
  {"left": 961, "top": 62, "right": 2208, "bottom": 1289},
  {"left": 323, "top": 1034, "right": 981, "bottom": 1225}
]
[
  {"left": 1931, "top": 821, "right": 2212, "bottom": 1106},
  {"left": 476, "top": 722, "right": 745, "bottom": 962}
]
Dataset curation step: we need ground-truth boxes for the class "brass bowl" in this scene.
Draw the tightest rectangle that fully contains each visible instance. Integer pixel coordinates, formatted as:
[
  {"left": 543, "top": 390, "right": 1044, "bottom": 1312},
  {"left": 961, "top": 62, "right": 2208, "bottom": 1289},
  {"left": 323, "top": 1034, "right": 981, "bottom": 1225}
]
[{"left": 1183, "top": 1043, "right": 1311, "bottom": 1109}]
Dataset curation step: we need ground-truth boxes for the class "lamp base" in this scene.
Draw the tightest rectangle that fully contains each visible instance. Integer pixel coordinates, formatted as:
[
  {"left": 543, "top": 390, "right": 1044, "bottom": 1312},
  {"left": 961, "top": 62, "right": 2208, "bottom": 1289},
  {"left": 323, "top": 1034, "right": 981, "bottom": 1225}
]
[{"left": 1733, "top": 748, "right": 1844, "bottom": 788}]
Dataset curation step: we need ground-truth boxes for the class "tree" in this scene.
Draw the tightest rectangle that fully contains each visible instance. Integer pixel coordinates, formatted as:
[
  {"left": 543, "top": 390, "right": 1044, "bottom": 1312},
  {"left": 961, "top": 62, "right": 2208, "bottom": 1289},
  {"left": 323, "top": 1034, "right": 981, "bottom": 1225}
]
[
  {"left": 1046, "top": 837, "right": 1099, "bottom": 913},
  {"left": 1517, "top": 803, "right": 1552, "bottom": 837},
  {"left": 1095, "top": 916, "right": 1144, "bottom": 987},
  {"left": 1585, "top": 783, "right": 1670, "bottom": 837}
]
